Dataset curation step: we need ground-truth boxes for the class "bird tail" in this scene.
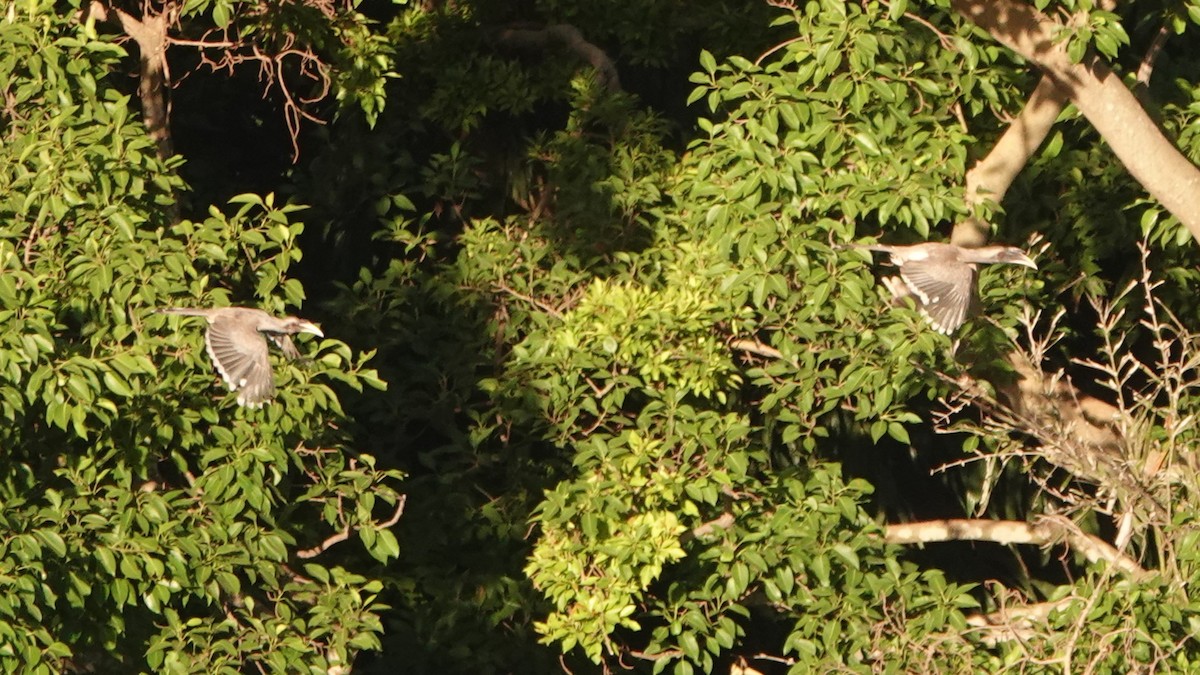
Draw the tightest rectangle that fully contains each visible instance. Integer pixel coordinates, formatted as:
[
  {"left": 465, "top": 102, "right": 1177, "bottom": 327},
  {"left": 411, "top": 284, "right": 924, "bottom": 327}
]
[
  {"left": 156, "top": 307, "right": 212, "bottom": 317},
  {"left": 835, "top": 243, "right": 894, "bottom": 253}
]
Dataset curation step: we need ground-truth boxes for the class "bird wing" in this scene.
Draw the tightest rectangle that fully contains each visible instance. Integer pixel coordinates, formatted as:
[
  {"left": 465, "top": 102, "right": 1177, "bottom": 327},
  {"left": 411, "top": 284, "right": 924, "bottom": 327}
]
[
  {"left": 204, "top": 315, "right": 276, "bottom": 408},
  {"left": 898, "top": 260, "right": 976, "bottom": 334},
  {"left": 265, "top": 333, "right": 301, "bottom": 359}
]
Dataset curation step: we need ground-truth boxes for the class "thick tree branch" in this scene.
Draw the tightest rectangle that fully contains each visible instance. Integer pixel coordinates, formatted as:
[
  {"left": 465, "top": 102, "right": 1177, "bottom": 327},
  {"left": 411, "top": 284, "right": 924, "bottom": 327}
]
[
  {"left": 729, "top": 338, "right": 783, "bottom": 361},
  {"left": 884, "top": 518, "right": 1147, "bottom": 578},
  {"left": 954, "top": 76, "right": 1067, "bottom": 246},
  {"left": 950, "top": 0, "right": 1200, "bottom": 245},
  {"left": 94, "top": 1, "right": 175, "bottom": 161}
]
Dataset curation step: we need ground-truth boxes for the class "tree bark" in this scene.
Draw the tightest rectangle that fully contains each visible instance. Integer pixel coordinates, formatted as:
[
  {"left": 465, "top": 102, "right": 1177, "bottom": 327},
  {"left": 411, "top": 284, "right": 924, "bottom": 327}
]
[
  {"left": 951, "top": 0, "right": 1200, "bottom": 245},
  {"left": 106, "top": 3, "right": 175, "bottom": 161},
  {"left": 954, "top": 75, "right": 1067, "bottom": 246},
  {"left": 885, "top": 518, "right": 1146, "bottom": 577}
]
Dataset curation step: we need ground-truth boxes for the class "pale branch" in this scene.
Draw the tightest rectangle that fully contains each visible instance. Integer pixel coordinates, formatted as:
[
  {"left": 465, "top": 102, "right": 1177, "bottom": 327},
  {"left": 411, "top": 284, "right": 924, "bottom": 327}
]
[
  {"left": 952, "top": 0, "right": 1114, "bottom": 246},
  {"left": 729, "top": 338, "right": 783, "bottom": 361},
  {"left": 493, "top": 24, "right": 621, "bottom": 92},
  {"left": 1135, "top": 23, "right": 1171, "bottom": 88},
  {"left": 964, "top": 598, "right": 1074, "bottom": 646},
  {"left": 950, "top": 0, "right": 1200, "bottom": 245},
  {"left": 168, "top": 38, "right": 238, "bottom": 48},
  {"left": 751, "top": 653, "right": 797, "bottom": 666},
  {"left": 954, "top": 76, "right": 1067, "bottom": 246},
  {"left": 626, "top": 648, "right": 683, "bottom": 662},
  {"left": 688, "top": 512, "right": 734, "bottom": 540},
  {"left": 884, "top": 518, "right": 1147, "bottom": 578},
  {"left": 296, "top": 527, "right": 350, "bottom": 560}
]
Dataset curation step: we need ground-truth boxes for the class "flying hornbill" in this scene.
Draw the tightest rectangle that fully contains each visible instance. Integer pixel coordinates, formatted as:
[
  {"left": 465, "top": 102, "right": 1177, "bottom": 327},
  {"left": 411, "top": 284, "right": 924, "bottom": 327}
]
[
  {"left": 846, "top": 242, "right": 1037, "bottom": 334},
  {"left": 158, "top": 306, "right": 324, "bottom": 408}
]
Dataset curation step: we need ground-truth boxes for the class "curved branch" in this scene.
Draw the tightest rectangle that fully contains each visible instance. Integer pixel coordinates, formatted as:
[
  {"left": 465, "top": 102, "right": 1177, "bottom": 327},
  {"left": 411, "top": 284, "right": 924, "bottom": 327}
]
[
  {"left": 494, "top": 24, "right": 621, "bottom": 92},
  {"left": 729, "top": 338, "right": 783, "bottom": 361},
  {"left": 296, "top": 495, "right": 406, "bottom": 559},
  {"left": 964, "top": 597, "right": 1073, "bottom": 646},
  {"left": 884, "top": 518, "right": 1147, "bottom": 578}
]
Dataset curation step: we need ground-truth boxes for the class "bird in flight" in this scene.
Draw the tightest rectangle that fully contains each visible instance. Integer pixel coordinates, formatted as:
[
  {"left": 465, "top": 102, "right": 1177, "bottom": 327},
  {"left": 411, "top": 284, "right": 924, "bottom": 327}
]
[
  {"left": 158, "top": 306, "right": 324, "bottom": 408},
  {"left": 845, "top": 242, "right": 1037, "bottom": 334}
]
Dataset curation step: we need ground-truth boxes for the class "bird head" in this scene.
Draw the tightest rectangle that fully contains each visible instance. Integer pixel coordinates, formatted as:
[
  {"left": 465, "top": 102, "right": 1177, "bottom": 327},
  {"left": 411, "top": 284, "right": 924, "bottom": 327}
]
[
  {"left": 284, "top": 317, "right": 324, "bottom": 337},
  {"left": 993, "top": 247, "right": 1038, "bottom": 269}
]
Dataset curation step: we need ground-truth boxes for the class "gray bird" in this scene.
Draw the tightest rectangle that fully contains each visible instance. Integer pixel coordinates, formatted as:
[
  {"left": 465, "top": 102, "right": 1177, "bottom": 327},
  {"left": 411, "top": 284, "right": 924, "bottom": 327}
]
[
  {"left": 847, "top": 242, "right": 1037, "bottom": 334},
  {"left": 158, "top": 306, "right": 324, "bottom": 408}
]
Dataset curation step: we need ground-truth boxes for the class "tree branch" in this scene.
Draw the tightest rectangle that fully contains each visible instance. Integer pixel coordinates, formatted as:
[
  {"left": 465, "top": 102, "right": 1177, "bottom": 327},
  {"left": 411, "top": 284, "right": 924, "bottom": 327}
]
[
  {"left": 729, "top": 338, "right": 783, "bottom": 361},
  {"left": 492, "top": 281, "right": 564, "bottom": 319},
  {"left": 954, "top": 76, "right": 1068, "bottom": 246},
  {"left": 494, "top": 24, "right": 621, "bottom": 92},
  {"left": 296, "top": 495, "right": 406, "bottom": 559},
  {"left": 686, "top": 512, "right": 734, "bottom": 540},
  {"left": 884, "top": 517, "right": 1147, "bottom": 578},
  {"left": 95, "top": 2, "right": 174, "bottom": 160},
  {"left": 964, "top": 597, "right": 1073, "bottom": 646},
  {"left": 1135, "top": 23, "right": 1171, "bottom": 88}
]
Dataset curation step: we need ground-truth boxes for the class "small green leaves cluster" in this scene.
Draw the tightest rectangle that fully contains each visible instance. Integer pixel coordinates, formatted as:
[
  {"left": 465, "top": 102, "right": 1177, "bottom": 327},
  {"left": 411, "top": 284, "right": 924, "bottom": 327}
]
[
  {"left": 1055, "top": 7, "right": 1131, "bottom": 62},
  {"left": 527, "top": 432, "right": 689, "bottom": 663},
  {"left": 549, "top": 275, "right": 743, "bottom": 399}
]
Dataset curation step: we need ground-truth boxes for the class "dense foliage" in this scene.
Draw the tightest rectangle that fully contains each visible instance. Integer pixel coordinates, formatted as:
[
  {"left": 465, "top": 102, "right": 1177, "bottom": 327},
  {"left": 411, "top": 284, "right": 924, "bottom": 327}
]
[
  {"left": 0, "top": 6, "right": 401, "bottom": 672},
  {"left": 4, "top": 0, "right": 1200, "bottom": 672}
]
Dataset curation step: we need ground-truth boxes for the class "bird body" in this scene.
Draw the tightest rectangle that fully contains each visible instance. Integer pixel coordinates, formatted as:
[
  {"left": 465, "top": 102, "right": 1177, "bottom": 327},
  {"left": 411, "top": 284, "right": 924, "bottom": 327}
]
[
  {"left": 158, "top": 306, "right": 324, "bottom": 408},
  {"left": 848, "top": 242, "right": 1036, "bottom": 334}
]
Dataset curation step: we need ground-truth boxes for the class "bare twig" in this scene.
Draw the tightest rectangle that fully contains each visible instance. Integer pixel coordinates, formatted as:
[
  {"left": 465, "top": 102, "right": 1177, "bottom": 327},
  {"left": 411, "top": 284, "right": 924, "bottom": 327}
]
[
  {"left": 296, "top": 495, "right": 406, "bottom": 559},
  {"left": 752, "top": 653, "right": 798, "bottom": 666},
  {"left": 492, "top": 281, "right": 565, "bottom": 319},
  {"left": 754, "top": 37, "right": 804, "bottom": 67},
  {"left": 626, "top": 648, "right": 683, "bottom": 661}
]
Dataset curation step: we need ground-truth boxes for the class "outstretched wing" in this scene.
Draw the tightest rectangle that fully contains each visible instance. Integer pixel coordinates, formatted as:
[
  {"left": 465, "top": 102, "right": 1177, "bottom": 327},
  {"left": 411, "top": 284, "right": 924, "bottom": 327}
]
[
  {"left": 205, "top": 315, "right": 276, "bottom": 408},
  {"left": 898, "top": 260, "right": 976, "bottom": 334},
  {"left": 265, "top": 333, "right": 301, "bottom": 359}
]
